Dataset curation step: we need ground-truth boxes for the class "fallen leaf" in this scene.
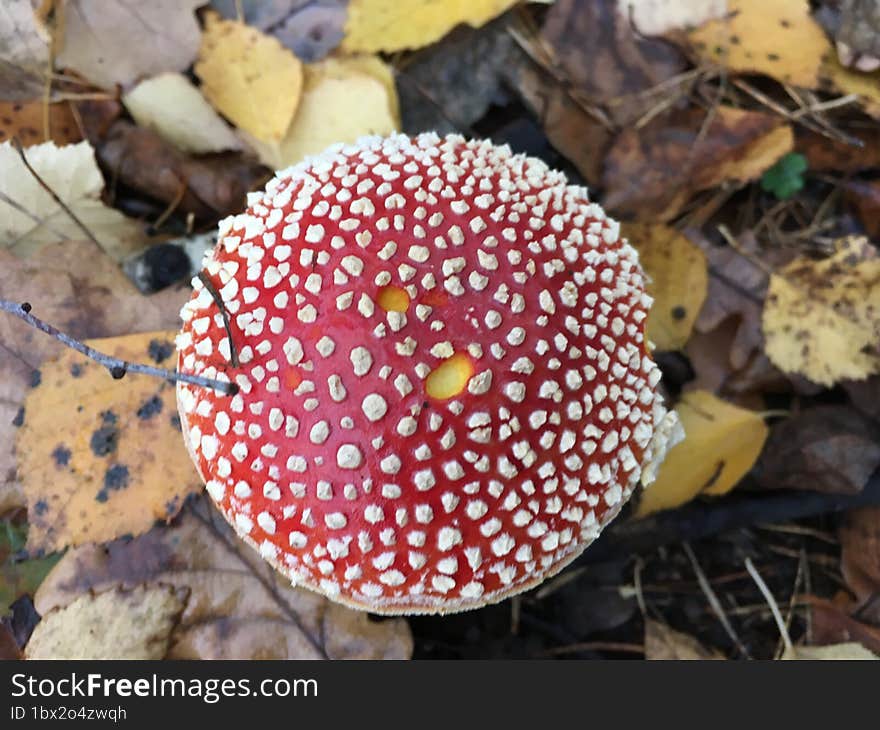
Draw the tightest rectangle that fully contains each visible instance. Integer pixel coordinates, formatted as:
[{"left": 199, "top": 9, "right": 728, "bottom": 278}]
[
  {"left": 763, "top": 236, "right": 880, "bottom": 386},
  {"left": 602, "top": 106, "right": 793, "bottom": 221},
  {"left": 620, "top": 0, "right": 727, "bottom": 37},
  {"left": 809, "top": 594, "right": 880, "bottom": 654},
  {"left": 342, "top": 0, "right": 518, "bottom": 53},
  {"left": 26, "top": 585, "right": 186, "bottom": 660},
  {"left": 541, "top": 0, "right": 688, "bottom": 127},
  {"left": 0, "top": 240, "right": 183, "bottom": 515},
  {"left": 0, "top": 522, "right": 60, "bottom": 615},
  {"left": 754, "top": 406, "right": 880, "bottom": 495},
  {"left": 687, "top": 0, "right": 831, "bottom": 89},
  {"left": 843, "top": 179, "right": 880, "bottom": 238},
  {"left": 35, "top": 500, "right": 413, "bottom": 659},
  {"left": 823, "top": 56, "right": 880, "bottom": 119},
  {"left": 796, "top": 128, "right": 880, "bottom": 173},
  {"left": 839, "top": 507, "right": 880, "bottom": 619},
  {"left": 0, "top": 0, "right": 50, "bottom": 99},
  {"left": 0, "top": 140, "right": 148, "bottom": 261},
  {"left": 636, "top": 390, "right": 768, "bottom": 516},
  {"left": 0, "top": 100, "right": 82, "bottom": 146},
  {"left": 644, "top": 618, "right": 725, "bottom": 659},
  {"left": 245, "top": 55, "right": 398, "bottom": 169},
  {"left": 196, "top": 14, "right": 303, "bottom": 144},
  {"left": 0, "top": 622, "right": 19, "bottom": 659},
  {"left": 122, "top": 73, "right": 242, "bottom": 155},
  {"left": 17, "top": 331, "right": 203, "bottom": 554},
  {"left": 56, "top": 0, "right": 202, "bottom": 91},
  {"left": 624, "top": 223, "right": 708, "bottom": 350},
  {"left": 781, "top": 642, "right": 879, "bottom": 660}
]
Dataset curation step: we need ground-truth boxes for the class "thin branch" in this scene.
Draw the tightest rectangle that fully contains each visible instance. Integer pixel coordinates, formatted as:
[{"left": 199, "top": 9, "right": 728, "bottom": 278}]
[
  {"left": 0, "top": 299, "right": 237, "bottom": 396},
  {"left": 197, "top": 271, "right": 240, "bottom": 368},
  {"left": 745, "top": 556, "right": 793, "bottom": 654}
]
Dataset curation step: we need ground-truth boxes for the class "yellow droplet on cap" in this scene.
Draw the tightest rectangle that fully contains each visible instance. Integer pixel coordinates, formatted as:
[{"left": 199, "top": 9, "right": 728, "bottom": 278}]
[
  {"left": 377, "top": 285, "right": 410, "bottom": 312},
  {"left": 426, "top": 352, "right": 474, "bottom": 400}
]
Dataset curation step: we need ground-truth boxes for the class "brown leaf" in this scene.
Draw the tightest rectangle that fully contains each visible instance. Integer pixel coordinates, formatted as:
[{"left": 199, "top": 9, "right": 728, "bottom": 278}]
[
  {"left": 0, "top": 0, "right": 50, "bottom": 100},
  {"left": 0, "top": 240, "right": 182, "bottom": 514},
  {"left": 34, "top": 499, "right": 413, "bottom": 660},
  {"left": 839, "top": 507, "right": 880, "bottom": 622},
  {"left": 809, "top": 595, "right": 880, "bottom": 656},
  {"left": 843, "top": 179, "right": 880, "bottom": 238},
  {"left": 17, "top": 331, "right": 203, "bottom": 554},
  {"left": 0, "top": 622, "right": 20, "bottom": 659},
  {"left": 795, "top": 128, "right": 880, "bottom": 174},
  {"left": 0, "top": 100, "right": 82, "bottom": 146},
  {"left": 602, "top": 106, "right": 793, "bottom": 222},
  {"left": 644, "top": 619, "right": 725, "bottom": 659},
  {"left": 541, "top": 0, "right": 687, "bottom": 127},
  {"left": 754, "top": 406, "right": 880, "bottom": 495}
]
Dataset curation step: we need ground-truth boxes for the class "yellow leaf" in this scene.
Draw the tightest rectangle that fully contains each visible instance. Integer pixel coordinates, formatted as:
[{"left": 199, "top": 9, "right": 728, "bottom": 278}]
[
  {"left": 762, "top": 237, "right": 880, "bottom": 386},
  {"left": 342, "top": 0, "right": 518, "bottom": 53},
  {"left": 624, "top": 224, "right": 708, "bottom": 351},
  {"left": 687, "top": 0, "right": 831, "bottom": 89},
  {"left": 195, "top": 14, "right": 303, "bottom": 143},
  {"left": 782, "top": 642, "right": 879, "bottom": 660},
  {"left": 17, "top": 331, "right": 202, "bottom": 553},
  {"left": 244, "top": 55, "right": 399, "bottom": 169},
  {"left": 25, "top": 586, "right": 185, "bottom": 660},
  {"left": 636, "top": 391, "right": 768, "bottom": 516},
  {"left": 823, "top": 55, "right": 880, "bottom": 119}
]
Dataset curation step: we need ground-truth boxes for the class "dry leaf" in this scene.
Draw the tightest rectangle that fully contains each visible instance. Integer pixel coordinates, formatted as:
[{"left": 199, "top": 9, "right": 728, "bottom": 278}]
[
  {"left": 17, "top": 331, "right": 202, "bottom": 554},
  {"left": 756, "top": 406, "right": 880, "bottom": 495},
  {"left": 763, "top": 236, "right": 880, "bottom": 386},
  {"left": 636, "top": 390, "right": 768, "bottom": 516},
  {"left": 603, "top": 106, "right": 793, "bottom": 221},
  {"left": 0, "top": 140, "right": 148, "bottom": 261},
  {"left": 196, "top": 14, "right": 303, "bottom": 144},
  {"left": 839, "top": 507, "right": 880, "bottom": 620},
  {"left": 0, "top": 100, "right": 82, "bottom": 146},
  {"left": 644, "top": 618, "right": 725, "bottom": 659},
  {"left": 245, "top": 54, "right": 398, "bottom": 169},
  {"left": 624, "top": 223, "right": 708, "bottom": 351},
  {"left": 342, "top": 0, "right": 518, "bottom": 53},
  {"left": 34, "top": 500, "right": 413, "bottom": 660},
  {"left": 26, "top": 586, "right": 186, "bottom": 660},
  {"left": 782, "top": 642, "right": 879, "bottom": 660},
  {"left": 810, "top": 595, "right": 880, "bottom": 654},
  {"left": 796, "top": 128, "right": 880, "bottom": 174},
  {"left": 620, "top": 0, "right": 727, "bottom": 36},
  {"left": 1, "top": 522, "right": 60, "bottom": 615},
  {"left": 823, "top": 54, "right": 880, "bottom": 119},
  {"left": 0, "top": 0, "right": 50, "bottom": 99},
  {"left": 57, "top": 0, "right": 203, "bottom": 91},
  {"left": 0, "top": 240, "right": 183, "bottom": 515},
  {"left": 687, "top": 0, "right": 831, "bottom": 88},
  {"left": 122, "top": 73, "right": 242, "bottom": 155}
]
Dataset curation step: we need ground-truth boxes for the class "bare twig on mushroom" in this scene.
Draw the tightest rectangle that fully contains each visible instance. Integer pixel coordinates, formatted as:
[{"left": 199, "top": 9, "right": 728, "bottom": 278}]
[
  {"left": 0, "top": 298, "right": 237, "bottom": 395},
  {"left": 196, "top": 271, "right": 240, "bottom": 367}
]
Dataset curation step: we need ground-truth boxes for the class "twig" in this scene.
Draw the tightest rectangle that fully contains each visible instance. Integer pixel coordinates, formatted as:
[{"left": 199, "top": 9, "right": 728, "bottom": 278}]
[
  {"left": 196, "top": 272, "right": 240, "bottom": 367},
  {"left": 683, "top": 542, "right": 752, "bottom": 658},
  {"left": 745, "top": 556, "right": 793, "bottom": 655},
  {"left": 539, "top": 641, "right": 645, "bottom": 657},
  {"left": 10, "top": 137, "right": 102, "bottom": 248},
  {"left": 0, "top": 299, "right": 237, "bottom": 396}
]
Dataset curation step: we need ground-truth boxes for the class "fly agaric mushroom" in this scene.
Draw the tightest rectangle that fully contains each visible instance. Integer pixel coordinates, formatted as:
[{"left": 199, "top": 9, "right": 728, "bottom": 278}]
[{"left": 176, "top": 132, "right": 683, "bottom": 614}]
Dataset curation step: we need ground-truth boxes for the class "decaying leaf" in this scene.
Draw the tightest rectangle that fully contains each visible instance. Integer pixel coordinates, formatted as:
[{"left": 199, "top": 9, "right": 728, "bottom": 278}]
[
  {"left": 636, "top": 390, "right": 768, "bottom": 516},
  {"left": 16, "top": 331, "right": 203, "bottom": 554},
  {"left": 122, "top": 73, "right": 242, "bottom": 155},
  {"left": 687, "top": 0, "right": 831, "bottom": 89},
  {"left": 809, "top": 595, "right": 880, "bottom": 653},
  {"left": 0, "top": 140, "right": 147, "bottom": 261},
  {"left": 781, "top": 642, "right": 879, "bottom": 660},
  {"left": 0, "top": 0, "right": 50, "bottom": 99},
  {"left": 755, "top": 406, "right": 880, "bottom": 495},
  {"left": 823, "top": 54, "right": 880, "bottom": 120},
  {"left": 0, "top": 240, "right": 183, "bottom": 515},
  {"left": 342, "top": 0, "right": 518, "bottom": 53},
  {"left": 763, "top": 236, "right": 880, "bottom": 386},
  {"left": 245, "top": 55, "right": 398, "bottom": 169},
  {"left": 624, "top": 223, "right": 708, "bottom": 351},
  {"left": 839, "top": 507, "right": 880, "bottom": 619},
  {"left": 0, "top": 100, "right": 82, "bottom": 146},
  {"left": 56, "top": 0, "right": 203, "bottom": 91},
  {"left": 196, "top": 14, "right": 303, "bottom": 144},
  {"left": 34, "top": 501, "right": 413, "bottom": 660},
  {"left": 0, "top": 522, "right": 60, "bottom": 615},
  {"left": 644, "top": 618, "right": 725, "bottom": 659},
  {"left": 26, "top": 585, "right": 186, "bottom": 660},
  {"left": 602, "top": 106, "right": 793, "bottom": 221}
]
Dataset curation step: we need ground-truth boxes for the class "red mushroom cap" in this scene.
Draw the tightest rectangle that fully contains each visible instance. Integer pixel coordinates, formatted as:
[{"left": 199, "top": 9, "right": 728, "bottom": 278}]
[{"left": 176, "top": 133, "right": 682, "bottom": 614}]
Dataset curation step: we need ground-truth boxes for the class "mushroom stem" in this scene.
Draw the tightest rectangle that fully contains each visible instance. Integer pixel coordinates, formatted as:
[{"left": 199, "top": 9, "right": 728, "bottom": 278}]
[{"left": 0, "top": 298, "right": 237, "bottom": 395}]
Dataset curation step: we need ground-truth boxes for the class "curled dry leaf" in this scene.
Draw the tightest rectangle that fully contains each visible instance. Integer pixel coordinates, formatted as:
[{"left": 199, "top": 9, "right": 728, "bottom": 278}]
[
  {"left": 26, "top": 585, "right": 187, "bottom": 660},
  {"left": 623, "top": 223, "right": 708, "bottom": 351},
  {"left": 245, "top": 55, "right": 398, "bottom": 169},
  {"left": 17, "top": 331, "right": 202, "bottom": 555},
  {"left": 0, "top": 240, "right": 182, "bottom": 515},
  {"left": 196, "top": 14, "right": 303, "bottom": 144},
  {"left": 34, "top": 501, "right": 413, "bottom": 660},
  {"left": 636, "top": 390, "right": 768, "bottom": 516},
  {"left": 0, "top": 140, "right": 148, "bottom": 261},
  {"left": 122, "top": 73, "right": 242, "bottom": 155},
  {"left": 0, "top": 100, "right": 82, "bottom": 147},
  {"left": 644, "top": 618, "right": 725, "bottom": 660},
  {"left": 755, "top": 406, "right": 880, "bottom": 496},
  {"left": 762, "top": 236, "right": 880, "bottom": 387},
  {"left": 0, "top": 0, "right": 50, "bottom": 99},
  {"left": 342, "top": 0, "right": 517, "bottom": 53},
  {"left": 56, "top": 0, "right": 203, "bottom": 91},
  {"left": 602, "top": 106, "right": 793, "bottom": 222}
]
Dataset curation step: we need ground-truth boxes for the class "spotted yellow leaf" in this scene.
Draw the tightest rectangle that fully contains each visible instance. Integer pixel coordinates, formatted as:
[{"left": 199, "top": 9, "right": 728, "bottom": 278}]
[
  {"left": 342, "top": 0, "right": 518, "bottom": 53},
  {"left": 823, "top": 55, "right": 880, "bottom": 119},
  {"left": 624, "top": 224, "right": 708, "bottom": 351},
  {"left": 195, "top": 14, "right": 303, "bottom": 143},
  {"left": 763, "top": 237, "right": 880, "bottom": 387},
  {"left": 636, "top": 391, "right": 768, "bottom": 516},
  {"left": 17, "top": 331, "right": 201, "bottom": 554}
]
